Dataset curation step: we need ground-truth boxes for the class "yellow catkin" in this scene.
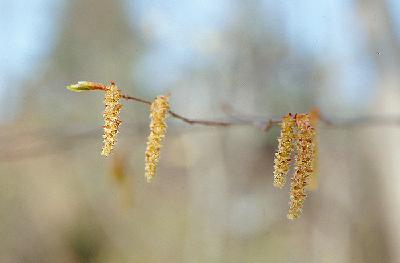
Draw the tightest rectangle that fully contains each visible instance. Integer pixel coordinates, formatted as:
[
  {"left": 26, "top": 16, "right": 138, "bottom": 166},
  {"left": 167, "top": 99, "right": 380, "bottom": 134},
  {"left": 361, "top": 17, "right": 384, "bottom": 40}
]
[
  {"left": 273, "top": 113, "right": 296, "bottom": 188},
  {"left": 101, "top": 84, "right": 122, "bottom": 156},
  {"left": 287, "top": 114, "right": 316, "bottom": 220},
  {"left": 144, "top": 95, "right": 170, "bottom": 182},
  {"left": 308, "top": 108, "right": 320, "bottom": 190}
]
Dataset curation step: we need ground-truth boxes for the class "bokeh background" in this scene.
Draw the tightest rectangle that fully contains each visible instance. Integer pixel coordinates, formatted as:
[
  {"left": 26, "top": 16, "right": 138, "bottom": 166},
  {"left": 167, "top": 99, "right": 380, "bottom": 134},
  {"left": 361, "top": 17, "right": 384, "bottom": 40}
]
[{"left": 1, "top": 0, "right": 400, "bottom": 262}]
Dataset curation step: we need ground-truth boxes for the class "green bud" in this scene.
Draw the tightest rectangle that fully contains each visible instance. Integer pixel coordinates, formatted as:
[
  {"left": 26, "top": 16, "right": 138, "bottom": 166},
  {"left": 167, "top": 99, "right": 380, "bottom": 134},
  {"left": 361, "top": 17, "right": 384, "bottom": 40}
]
[{"left": 66, "top": 81, "right": 96, "bottom": 92}]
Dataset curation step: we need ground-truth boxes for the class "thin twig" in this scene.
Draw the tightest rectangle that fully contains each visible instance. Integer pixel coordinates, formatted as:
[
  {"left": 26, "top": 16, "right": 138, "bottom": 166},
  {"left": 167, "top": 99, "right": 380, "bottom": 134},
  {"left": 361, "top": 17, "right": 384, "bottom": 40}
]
[
  {"left": 120, "top": 93, "right": 280, "bottom": 130},
  {"left": 121, "top": 94, "right": 152, "bottom": 105},
  {"left": 120, "top": 92, "right": 400, "bottom": 131},
  {"left": 322, "top": 115, "right": 400, "bottom": 128}
]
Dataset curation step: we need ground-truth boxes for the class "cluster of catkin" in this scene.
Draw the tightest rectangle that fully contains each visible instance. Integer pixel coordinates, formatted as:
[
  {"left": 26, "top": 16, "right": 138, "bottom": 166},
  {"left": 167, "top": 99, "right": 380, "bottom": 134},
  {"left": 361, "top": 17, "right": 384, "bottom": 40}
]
[
  {"left": 67, "top": 81, "right": 319, "bottom": 219},
  {"left": 88, "top": 83, "right": 170, "bottom": 182},
  {"left": 273, "top": 113, "right": 316, "bottom": 220}
]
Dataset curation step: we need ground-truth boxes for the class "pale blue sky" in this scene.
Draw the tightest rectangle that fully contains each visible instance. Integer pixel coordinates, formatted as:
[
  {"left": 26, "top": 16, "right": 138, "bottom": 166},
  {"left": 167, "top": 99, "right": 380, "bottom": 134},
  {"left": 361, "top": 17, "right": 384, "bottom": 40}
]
[{"left": 0, "top": 0, "right": 399, "bottom": 121}]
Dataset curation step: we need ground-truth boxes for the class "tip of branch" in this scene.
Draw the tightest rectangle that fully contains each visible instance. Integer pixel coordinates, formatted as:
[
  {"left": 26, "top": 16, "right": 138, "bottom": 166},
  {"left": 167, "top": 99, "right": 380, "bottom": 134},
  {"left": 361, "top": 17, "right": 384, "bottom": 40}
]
[{"left": 66, "top": 81, "right": 106, "bottom": 92}]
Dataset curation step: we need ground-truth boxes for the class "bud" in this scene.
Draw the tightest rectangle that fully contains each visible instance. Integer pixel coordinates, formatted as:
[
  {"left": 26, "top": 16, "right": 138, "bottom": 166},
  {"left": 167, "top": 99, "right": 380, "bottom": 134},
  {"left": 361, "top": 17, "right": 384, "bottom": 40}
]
[{"left": 66, "top": 81, "right": 105, "bottom": 92}]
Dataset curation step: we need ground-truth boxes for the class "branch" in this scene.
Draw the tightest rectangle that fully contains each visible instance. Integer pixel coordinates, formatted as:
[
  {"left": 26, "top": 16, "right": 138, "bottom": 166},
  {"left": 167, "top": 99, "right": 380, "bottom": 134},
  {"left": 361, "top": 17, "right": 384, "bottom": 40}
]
[
  {"left": 121, "top": 93, "right": 281, "bottom": 130},
  {"left": 66, "top": 81, "right": 400, "bottom": 131},
  {"left": 65, "top": 82, "right": 272, "bottom": 129}
]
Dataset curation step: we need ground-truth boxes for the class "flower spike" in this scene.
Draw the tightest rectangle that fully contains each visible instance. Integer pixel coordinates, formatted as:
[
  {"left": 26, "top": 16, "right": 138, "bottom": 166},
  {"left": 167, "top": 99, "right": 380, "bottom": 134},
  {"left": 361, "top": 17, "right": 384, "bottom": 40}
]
[
  {"left": 101, "top": 83, "right": 122, "bottom": 156},
  {"left": 287, "top": 114, "right": 316, "bottom": 220},
  {"left": 144, "top": 95, "right": 170, "bottom": 182},
  {"left": 273, "top": 113, "right": 296, "bottom": 188}
]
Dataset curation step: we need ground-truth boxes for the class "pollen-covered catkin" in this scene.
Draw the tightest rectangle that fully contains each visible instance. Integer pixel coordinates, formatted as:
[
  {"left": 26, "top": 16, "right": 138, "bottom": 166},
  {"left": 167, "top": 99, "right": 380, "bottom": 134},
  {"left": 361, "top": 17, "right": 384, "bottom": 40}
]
[
  {"left": 287, "top": 114, "right": 316, "bottom": 220},
  {"left": 273, "top": 114, "right": 296, "bottom": 188},
  {"left": 145, "top": 95, "right": 170, "bottom": 182},
  {"left": 101, "top": 84, "right": 122, "bottom": 156},
  {"left": 308, "top": 108, "right": 320, "bottom": 190}
]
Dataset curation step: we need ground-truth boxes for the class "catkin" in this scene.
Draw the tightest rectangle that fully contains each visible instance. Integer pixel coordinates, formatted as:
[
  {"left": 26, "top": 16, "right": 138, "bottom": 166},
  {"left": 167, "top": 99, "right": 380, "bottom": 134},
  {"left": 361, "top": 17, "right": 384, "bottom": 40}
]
[
  {"left": 273, "top": 114, "right": 296, "bottom": 188},
  {"left": 145, "top": 95, "right": 170, "bottom": 182},
  {"left": 308, "top": 108, "right": 320, "bottom": 190},
  {"left": 287, "top": 114, "right": 315, "bottom": 220},
  {"left": 101, "top": 84, "right": 122, "bottom": 156}
]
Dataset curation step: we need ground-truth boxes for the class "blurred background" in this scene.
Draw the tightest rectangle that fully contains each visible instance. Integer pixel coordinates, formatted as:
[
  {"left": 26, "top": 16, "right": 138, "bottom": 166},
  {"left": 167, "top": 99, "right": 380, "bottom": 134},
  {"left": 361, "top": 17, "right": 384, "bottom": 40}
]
[{"left": 1, "top": 0, "right": 400, "bottom": 262}]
